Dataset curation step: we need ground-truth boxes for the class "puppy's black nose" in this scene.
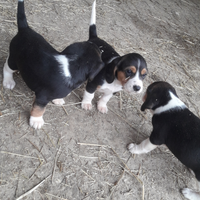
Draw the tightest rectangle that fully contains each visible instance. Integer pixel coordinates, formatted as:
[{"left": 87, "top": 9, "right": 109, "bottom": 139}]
[{"left": 133, "top": 85, "right": 141, "bottom": 91}]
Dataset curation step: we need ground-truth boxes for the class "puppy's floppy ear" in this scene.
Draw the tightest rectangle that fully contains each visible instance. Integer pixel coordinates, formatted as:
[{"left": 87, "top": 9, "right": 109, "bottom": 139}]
[
  {"left": 141, "top": 94, "right": 154, "bottom": 111},
  {"left": 88, "top": 62, "right": 105, "bottom": 82},
  {"left": 105, "top": 57, "right": 121, "bottom": 84}
]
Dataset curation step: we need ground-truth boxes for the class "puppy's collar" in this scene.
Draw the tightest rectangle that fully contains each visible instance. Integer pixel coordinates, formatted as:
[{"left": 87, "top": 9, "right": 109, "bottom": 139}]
[{"left": 108, "top": 56, "right": 120, "bottom": 64}]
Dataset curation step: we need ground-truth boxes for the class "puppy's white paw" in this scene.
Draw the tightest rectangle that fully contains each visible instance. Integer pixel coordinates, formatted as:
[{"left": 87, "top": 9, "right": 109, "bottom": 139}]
[
  {"left": 82, "top": 102, "right": 92, "bottom": 110},
  {"left": 52, "top": 98, "right": 65, "bottom": 105},
  {"left": 97, "top": 104, "right": 108, "bottom": 114},
  {"left": 182, "top": 188, "right": 200, "bottom": 200},
  {"left": 3, "top": 78, "right": 16, "bottom": 90},
  {"left": 128, "top": 143, "right": 137, "bottom": 154},
  {"left": 97, "top": 101, "right": 108, "bottom": 114},
  {"left": 182, "top": 188, "right": 193, "bottom": 199},
  {"left": 29, "top": 116, "right": 44, "bottom": 129}
]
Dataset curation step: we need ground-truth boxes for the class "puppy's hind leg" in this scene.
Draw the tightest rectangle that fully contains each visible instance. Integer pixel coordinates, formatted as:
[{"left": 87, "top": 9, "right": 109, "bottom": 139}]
[
  {"left": 30, "top": 98, "right": 47, "bottom": 129},
  {"left": 3, "top": 57, "right": 16, "bottom": 90},
  {"left": 128, "top": 138, "right": 158, "bottom": 154},
  {"left": 52, "top": 98, "right": 65, "bottom": 105}
]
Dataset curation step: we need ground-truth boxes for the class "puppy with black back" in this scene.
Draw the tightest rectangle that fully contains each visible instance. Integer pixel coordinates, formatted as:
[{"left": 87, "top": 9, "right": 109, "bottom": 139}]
[
  {"left": 3, "top": 0, "right": 104, "bottom": 129},
  {"left": 81, "top": 0, "right": 148, "bottom": 114},
  {"left": 128, "top": 81, "right": 200, "bottom": 200}
]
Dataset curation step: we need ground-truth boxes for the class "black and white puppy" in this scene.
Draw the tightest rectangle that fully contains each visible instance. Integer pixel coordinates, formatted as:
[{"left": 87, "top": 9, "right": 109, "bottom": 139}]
[
  {"left": 3, "top": 0, "right": 104, "bottom": 129},
  {"left": 128, "top": 81, "right": 200, "bottom": 200},
  {"left": 81, "top": 0, "right": 148, "bottom": 114}
]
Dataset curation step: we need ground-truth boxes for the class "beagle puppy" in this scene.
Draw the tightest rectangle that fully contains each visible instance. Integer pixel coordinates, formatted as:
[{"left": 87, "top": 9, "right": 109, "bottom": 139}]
[
  {"left": 81, "top": 0, "right": 148, "bottom": 113},
  {"left": 3, "top": 0, "right": 104, "bottom": 129},
  {"left": 128, "top": 81, "right": 200, "bottom": 200}
]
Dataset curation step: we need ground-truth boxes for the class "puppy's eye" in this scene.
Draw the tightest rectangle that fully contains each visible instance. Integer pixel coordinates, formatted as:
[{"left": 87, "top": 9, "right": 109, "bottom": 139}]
[
  {"left": 141, "top": 73, "right": 147, "bottom": 79},
  {"left": 126, "top": 69, "right": 132, "bottom": 76}
]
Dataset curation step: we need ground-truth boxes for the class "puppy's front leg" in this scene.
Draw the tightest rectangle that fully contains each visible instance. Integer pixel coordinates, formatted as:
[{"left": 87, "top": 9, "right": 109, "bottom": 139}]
[
  {"left": 30, "top": 101, "right": 46, "bottom": 129},
  {"left": 81, "top": 91, "right": 94, "bottom": 110},
  {"left": 128, "top": 138, "right": 158, "bottom": 154},
  {"left": 182, "top": 182, "right": 200, "bottom": 200},
  {"left": 97, "top": 92, "right": 113, "bottom": 114}
]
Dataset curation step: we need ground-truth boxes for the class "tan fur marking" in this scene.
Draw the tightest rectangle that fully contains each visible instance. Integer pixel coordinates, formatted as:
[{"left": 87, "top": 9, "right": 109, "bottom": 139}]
[
  {"left": 113, "top": 66, "right": 117, "bottom": 76},
  {"left": 142, "top": 92, "right": 147, "bottom": 102},
  {"left": 129, "top": 66, "right": 137, "bottom": 74},
  {"left": 31, "top": 105, "right": 45, "bottom": 117},
  {"left": 117, "top": 71, "right": 126, "bottom": 85},
  {"left": 141, "top": 68, "right": 147, "bottom": 75}
]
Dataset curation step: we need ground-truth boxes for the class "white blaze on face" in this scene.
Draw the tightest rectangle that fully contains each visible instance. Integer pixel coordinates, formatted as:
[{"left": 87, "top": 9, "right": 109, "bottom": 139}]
[{"left": 123, "top": 59, "right": 143, "bottom": 93}]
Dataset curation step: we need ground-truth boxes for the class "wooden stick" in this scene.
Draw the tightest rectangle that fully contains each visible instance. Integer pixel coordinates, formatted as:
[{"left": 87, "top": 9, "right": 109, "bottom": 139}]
[
  {"left": 49, "top": 102, "right": 81, "bottom": 107},
  {"left": 77, "top": 142, "right": 107, "bottom": 148},
  {"left": 72, "top": 91, "right": 81, "bottom": 100},
  {"left": 16, "top": 174, "right": 51, "bottom": 200},
  {"left": 52, "top": 146, "right": 61, "bottom": 184},
  {"left": 29, "top": 161, "right": 43, "bottom": 180},
  {"left": 110, "top": 147, "right": 144, "bottom": 200},
  {"left": 62, "top": 106, "right": 68, "bottom": 116},
  {"left": 81, "top": 169, "right": 95, "bottom": 182},
  {"left": 110, "top": 147, "right": 142, "bottom": 184},
  {"left": 0, "top": 151, "right": 44, "bottom": 161},
  {"left": 26, "top": 139, "right": 47, "bottom": 163},
  {"left": 77, "top": 142, "right": 144, "bottom": 200},
  {"left": 42, "top": 129, "right": 55, "bottom": 147},
  {"left": 109, "top": 170, "right": 125, "bottom": 198}
]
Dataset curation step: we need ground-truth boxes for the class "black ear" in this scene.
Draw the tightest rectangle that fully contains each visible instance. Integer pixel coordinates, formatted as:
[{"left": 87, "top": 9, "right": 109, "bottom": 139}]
[
  {"left": 105, "top": 57, "right": 121, "bottom": 83},
  {"left": 88, "top": 62, "right": 105, "bottom": 82}
]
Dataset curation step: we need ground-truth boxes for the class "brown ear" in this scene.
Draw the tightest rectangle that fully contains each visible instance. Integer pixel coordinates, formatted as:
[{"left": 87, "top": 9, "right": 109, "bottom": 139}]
[{"left": 105, "top": 57, "right": 121, "bottom": 83}]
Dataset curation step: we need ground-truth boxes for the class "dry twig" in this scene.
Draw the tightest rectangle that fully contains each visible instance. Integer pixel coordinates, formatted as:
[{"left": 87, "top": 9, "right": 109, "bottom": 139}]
[
  {"left": 0, "top": 151, "right": 44, "bottom": 161},
  {"left": 52, "top": 146, "right": 61, "bottom": 184},
  {"left": 16, "top": 174, "right": 51, "bottom": 200}
]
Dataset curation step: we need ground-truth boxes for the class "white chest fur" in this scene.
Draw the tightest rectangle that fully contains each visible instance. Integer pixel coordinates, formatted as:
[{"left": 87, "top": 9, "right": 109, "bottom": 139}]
[{"left": 98, "top": 79, "right": 123, "bottom": 94}]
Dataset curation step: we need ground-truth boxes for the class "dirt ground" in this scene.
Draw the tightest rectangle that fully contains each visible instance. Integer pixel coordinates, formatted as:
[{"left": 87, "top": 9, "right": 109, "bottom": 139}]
[{"left": 0, "top": 0, "right": 200, "bottom": 199}]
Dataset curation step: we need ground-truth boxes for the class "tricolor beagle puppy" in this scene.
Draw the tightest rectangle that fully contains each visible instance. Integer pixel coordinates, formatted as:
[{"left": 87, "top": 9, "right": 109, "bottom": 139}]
[
  {"left": 81, "top": 0, "right": 148, "bottom": 114},
  {"left": 3, "top": 0, "right": 104, "bottom": 129},
  {"left": 128, "top": 81, "right": 200, "bottom": 200}
]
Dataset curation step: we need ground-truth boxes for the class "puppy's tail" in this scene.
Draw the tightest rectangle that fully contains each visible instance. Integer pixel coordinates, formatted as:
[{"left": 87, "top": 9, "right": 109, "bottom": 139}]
[
  {"left": 17, "top": 0, "right": 28, "bottom": 30},
  {"left": 89, "top": 0, "right": 97, "bottom": 39}
]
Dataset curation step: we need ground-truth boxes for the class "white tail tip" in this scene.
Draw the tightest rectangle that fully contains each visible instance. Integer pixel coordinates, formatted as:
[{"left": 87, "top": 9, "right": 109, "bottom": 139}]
[{"left": 90, "top": 0, "right": 96, "bottom": 25}]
